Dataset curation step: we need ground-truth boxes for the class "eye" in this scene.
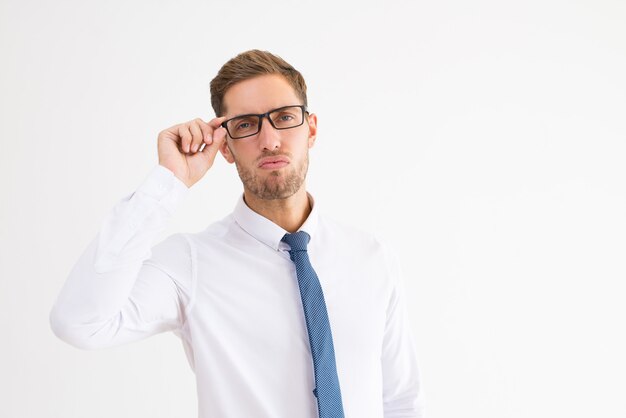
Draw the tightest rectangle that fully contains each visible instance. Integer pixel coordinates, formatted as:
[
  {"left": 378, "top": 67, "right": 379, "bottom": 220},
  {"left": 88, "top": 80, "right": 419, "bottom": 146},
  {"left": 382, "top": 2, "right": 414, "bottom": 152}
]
[
  {"left": 272, "top": 111, "right": 296, "bottom": 123},
  {"left": 232, "top": 118, "right": 258, "bottom": 132}
]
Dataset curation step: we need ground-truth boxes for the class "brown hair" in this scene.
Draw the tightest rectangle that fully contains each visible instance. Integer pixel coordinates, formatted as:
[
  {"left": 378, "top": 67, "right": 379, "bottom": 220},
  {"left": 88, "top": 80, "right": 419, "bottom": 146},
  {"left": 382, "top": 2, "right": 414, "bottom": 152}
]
[{"left": 210, "top": 49, "right": 308, "bottom": 117}]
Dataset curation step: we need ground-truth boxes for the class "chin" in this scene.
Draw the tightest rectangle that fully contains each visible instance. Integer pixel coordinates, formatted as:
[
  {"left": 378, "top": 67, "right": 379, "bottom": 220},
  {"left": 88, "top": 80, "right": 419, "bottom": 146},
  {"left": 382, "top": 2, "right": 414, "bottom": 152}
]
[
  {"left": 237, "top": 158, "right": 307, "bottom": 200},
  {"left": 251, "top": 176, "right": 303, "bottom": 200}
]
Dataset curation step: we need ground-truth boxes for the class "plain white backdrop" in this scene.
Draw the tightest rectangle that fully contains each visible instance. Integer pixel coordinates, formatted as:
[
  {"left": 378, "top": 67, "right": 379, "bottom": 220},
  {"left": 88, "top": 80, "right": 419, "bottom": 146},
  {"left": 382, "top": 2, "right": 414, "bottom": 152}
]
[{"left": 1, "top": 0, "right": 625, "bottom": 417}]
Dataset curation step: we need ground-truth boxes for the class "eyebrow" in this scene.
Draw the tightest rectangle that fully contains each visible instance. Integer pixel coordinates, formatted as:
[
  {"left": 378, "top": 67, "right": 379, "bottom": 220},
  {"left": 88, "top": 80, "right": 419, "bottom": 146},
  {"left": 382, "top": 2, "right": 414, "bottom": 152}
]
[{"left": 227, "top": 104, "right": 302, "bottom": 119}]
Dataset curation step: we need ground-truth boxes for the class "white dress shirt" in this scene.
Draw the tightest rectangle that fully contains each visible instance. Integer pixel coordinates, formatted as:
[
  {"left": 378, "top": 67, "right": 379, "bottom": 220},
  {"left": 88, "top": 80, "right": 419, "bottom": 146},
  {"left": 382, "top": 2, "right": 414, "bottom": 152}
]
[{"left": 50, "top": 164, "right": 425, "bottom": 418}]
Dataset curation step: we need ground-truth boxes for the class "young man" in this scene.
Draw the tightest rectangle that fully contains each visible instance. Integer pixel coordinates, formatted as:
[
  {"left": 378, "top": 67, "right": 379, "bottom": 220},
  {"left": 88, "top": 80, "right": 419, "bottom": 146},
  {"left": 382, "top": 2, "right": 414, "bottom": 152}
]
[{"left": 50, "top": 50, "right": 425, "bottom": 418}]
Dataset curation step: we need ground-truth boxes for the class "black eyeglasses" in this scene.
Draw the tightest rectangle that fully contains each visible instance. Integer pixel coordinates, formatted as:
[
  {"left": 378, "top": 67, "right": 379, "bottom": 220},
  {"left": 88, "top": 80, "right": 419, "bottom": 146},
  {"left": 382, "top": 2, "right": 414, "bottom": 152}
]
[{"left": 221, "top": 105, "right": 309, "bottom": 139}]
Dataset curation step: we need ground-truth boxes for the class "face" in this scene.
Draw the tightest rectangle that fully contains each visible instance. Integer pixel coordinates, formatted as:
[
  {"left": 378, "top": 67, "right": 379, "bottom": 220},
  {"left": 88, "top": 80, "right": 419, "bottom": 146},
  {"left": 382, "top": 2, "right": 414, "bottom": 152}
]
[{"left": 219, "top": 74, "right": 318, "bottom": 200}]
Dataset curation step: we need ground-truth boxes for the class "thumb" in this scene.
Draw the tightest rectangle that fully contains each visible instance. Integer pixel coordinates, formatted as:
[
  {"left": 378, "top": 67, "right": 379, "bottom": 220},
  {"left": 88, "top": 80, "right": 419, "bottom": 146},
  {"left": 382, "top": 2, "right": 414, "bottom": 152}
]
[{"left": 199, "top": 126, "right": 227, "bottom": 166}]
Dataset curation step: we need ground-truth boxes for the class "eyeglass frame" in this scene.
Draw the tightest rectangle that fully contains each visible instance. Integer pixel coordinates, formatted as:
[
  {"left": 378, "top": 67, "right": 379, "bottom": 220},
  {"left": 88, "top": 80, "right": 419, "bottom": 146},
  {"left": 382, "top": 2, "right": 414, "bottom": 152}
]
[{"left": 220, "top": 104, "right": 309, "bottom": 139}]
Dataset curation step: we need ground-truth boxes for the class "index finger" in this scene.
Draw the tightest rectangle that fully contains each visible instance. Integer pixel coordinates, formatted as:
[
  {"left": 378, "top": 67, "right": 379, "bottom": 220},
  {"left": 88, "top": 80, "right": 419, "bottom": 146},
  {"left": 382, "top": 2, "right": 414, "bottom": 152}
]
[
  {"left": 208, "top": 116, "right": 227, "bottom": 129},
  {"left": 202, "top": 116, "right": 228, "bottom": 144}
]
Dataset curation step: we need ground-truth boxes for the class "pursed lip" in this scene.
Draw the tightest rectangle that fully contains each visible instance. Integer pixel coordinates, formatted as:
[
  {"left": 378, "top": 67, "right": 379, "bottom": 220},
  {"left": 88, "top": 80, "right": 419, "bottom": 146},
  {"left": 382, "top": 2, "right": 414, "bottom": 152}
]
[{"left": 257, "top": 155, "right": 290, "bottom": 168}]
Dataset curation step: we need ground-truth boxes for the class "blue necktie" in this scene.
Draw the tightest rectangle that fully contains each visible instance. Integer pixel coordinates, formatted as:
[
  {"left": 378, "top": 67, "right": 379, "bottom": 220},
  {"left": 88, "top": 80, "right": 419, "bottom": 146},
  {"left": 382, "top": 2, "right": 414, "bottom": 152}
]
[{"left": 282, "top": 231, "right": 345, "bottom": 418}]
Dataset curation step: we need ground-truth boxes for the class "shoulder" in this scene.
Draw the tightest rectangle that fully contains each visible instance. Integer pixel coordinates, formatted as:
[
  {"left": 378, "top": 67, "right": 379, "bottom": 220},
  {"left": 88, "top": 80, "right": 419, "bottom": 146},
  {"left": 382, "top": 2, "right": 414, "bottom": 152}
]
[
  {"left": 317, "top": 214, "right": 404, "bottom": 294},
  {"left": 151, "top": 232, "right": 190, "bottom": 255},
  {"left": 317, "top": 212, "right": 395, "bottom": 259},
  {"left": 146, "top": 212, "right": 235, "bottom": 275},
  {"left": 319, "top": 213, "right": 374, "bottom": 241},
  {"left": 148, "top": 211, "right": 234, "bottom": 263},
  {"left": 179, "top": 213, "right": 238, "bottom": 252}
]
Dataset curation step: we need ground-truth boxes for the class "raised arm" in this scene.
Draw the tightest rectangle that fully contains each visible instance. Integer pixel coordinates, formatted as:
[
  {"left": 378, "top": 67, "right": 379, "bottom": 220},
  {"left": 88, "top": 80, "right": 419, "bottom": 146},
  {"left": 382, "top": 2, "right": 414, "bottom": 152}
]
[{"left": 50, "top": 116, "right": 227, "bottom": 349}]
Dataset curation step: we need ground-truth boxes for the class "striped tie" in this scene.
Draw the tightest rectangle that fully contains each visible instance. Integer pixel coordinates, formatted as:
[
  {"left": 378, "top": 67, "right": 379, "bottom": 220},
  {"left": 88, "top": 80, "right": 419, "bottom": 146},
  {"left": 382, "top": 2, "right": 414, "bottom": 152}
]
[{"left": 282, "top": 231, "right": 345, "bottom": 417}]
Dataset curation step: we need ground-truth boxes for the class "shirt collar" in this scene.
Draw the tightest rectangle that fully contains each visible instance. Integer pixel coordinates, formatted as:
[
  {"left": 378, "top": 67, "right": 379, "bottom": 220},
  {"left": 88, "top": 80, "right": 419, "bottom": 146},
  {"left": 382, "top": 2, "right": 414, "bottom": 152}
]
[{"left": 232, "top": 192, "right": 319, "bottom": 252}]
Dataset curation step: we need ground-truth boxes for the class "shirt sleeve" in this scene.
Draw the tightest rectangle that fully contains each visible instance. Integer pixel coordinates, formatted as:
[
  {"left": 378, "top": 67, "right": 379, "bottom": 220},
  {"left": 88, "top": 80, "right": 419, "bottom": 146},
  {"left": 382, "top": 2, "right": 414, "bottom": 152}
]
[
  {"left": 381, "top": 244, "right": 426, "bottom": 417},
  {"left": 49, "top": 164, "right": 194, "bottom": 350}
]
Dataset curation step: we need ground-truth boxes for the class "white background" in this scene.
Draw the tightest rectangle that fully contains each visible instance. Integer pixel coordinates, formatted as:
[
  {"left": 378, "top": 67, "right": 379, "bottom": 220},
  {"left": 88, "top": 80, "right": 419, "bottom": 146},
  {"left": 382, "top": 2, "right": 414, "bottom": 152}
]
[{"left": 1, "top": 0, "right": 625, "bottom": 417}]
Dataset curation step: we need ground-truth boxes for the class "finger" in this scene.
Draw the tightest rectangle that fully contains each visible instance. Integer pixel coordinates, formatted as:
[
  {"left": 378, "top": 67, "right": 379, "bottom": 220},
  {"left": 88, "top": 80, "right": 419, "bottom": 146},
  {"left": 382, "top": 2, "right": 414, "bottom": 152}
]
[
  {"left": 213, "top": 125, "right": 227, "bottom": 147},
  {"left": 208, "top": 115, "right": 228, "bottom": 129},
  {"left": 199, "top": 126, "right": 227, "bottom": 166},
  {"left": 178, "top": 125, "right": 193, "bottom": 153},
  {"left": 189, "top": 120, "right": 204, "bottom": 153},
  {"left": 203, "top": 116, "right": 228, "bottom": 144},
  {"left": 197, "top": 119, "right": 212, "bottom": 145}
]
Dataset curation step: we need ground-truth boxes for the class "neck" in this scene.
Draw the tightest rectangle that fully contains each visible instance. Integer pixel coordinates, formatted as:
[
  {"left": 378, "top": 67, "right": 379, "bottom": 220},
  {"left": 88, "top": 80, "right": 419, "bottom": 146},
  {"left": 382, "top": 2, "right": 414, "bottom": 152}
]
[{"left": 243, "top": 185, "right": 311, "bottom": 233}]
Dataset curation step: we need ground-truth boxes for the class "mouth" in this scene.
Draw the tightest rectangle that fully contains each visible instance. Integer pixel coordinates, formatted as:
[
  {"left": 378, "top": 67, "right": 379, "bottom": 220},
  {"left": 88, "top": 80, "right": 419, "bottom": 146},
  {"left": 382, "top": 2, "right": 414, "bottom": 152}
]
[{"left": 258, "top": 156, "right": 290, "bottom": 170}]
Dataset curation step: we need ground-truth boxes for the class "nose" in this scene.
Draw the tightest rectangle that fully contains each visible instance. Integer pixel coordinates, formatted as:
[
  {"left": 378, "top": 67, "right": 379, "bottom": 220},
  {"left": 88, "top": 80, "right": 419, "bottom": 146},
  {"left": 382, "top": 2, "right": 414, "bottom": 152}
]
[{"left": 257, "top": 116, "right": 281, "bottom": 151}]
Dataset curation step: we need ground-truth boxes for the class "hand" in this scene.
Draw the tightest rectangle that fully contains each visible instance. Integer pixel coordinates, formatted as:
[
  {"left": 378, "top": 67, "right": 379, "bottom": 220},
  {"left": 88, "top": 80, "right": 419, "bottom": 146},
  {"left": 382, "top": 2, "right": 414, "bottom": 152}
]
[{"left": 157, "top": 116, "right": 227, "bottom": 188}]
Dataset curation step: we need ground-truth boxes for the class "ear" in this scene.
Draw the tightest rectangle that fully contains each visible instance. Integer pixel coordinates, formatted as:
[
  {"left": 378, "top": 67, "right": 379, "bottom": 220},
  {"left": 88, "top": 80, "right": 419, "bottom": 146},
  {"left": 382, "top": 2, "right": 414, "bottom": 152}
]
[
  {"left": 307, "top": 113, "right": 318, "bottom": 149},
  {"left": 219, "top": 138, "right": 236, "bottom": 164}
]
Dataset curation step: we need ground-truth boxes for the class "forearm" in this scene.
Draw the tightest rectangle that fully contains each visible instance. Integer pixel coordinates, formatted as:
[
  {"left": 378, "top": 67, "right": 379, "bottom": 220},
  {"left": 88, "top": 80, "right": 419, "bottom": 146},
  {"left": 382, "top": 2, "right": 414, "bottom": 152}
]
[{"left": 49, "top": 165, "right": 189, "bottom": 349}]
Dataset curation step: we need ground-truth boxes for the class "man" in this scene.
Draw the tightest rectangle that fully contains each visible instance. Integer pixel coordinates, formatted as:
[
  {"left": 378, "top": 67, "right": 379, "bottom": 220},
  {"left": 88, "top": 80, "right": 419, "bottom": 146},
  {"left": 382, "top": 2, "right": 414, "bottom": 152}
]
[{"left": 50, "top": 49, "right": 425, "bottom": 417}]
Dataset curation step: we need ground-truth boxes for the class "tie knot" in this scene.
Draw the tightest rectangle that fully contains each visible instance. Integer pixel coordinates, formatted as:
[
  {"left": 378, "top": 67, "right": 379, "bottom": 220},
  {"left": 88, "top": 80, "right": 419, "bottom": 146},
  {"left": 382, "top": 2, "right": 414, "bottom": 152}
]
[{"left": 281, "top": 231, "right": 311, "bottom": 252}]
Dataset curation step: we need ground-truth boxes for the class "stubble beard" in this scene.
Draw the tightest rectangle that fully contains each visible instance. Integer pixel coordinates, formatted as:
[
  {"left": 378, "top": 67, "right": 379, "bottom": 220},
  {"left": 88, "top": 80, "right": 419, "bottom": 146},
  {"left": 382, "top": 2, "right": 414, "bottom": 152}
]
[{"left": 234, "top": 151, "right": 309, "bottom": 200}]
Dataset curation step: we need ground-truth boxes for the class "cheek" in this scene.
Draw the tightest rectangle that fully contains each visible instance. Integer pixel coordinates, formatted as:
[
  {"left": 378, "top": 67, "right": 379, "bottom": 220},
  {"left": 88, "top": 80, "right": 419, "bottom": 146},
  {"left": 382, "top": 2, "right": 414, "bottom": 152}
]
[{"left": 230, "top": 143, "right": 257, "bottom": 165}]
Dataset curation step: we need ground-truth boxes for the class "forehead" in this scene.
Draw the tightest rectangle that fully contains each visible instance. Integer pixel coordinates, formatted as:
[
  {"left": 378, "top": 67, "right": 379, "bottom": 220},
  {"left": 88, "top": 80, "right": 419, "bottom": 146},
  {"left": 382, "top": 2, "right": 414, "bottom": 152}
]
[{"left": 223, "top": 74, "right": 301, "bottom": 117}]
